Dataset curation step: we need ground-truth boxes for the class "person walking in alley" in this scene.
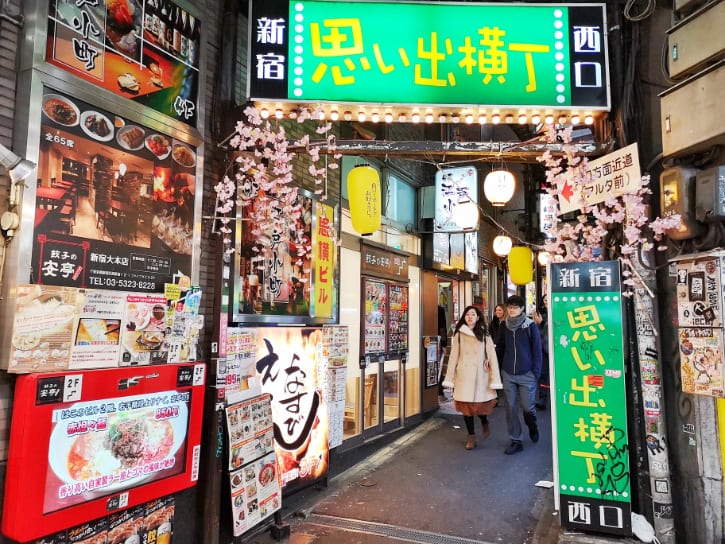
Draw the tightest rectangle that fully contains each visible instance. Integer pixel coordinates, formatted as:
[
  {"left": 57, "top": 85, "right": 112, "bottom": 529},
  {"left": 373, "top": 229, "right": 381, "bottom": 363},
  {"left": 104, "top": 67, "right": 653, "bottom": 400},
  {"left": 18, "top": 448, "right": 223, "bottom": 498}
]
[
  {"left": 442, "top": 305, "right": 503, "bottom": 450},
  {"left": 488, "top": 303, "right": 506, "bottom": 344},
  {"left": 532, "top": 294, "right": 550, "bottom": 410},
  {"left": 495, "top": 295, "right": 542, "bottom": 455}
]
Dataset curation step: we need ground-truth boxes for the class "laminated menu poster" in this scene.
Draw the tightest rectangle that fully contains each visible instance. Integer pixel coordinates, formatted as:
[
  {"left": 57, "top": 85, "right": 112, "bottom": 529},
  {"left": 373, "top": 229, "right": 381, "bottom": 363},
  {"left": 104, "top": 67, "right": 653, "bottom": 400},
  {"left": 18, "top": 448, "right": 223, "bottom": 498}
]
[
  {"left": 225, "top": 392, "right": 275, "bottom": 471},
  {"left": 69, "top": 289, "right": 126, "bottom": 369},
  {"left": 230, "top": 452, "right": 281, "bottom": 537},
  {"left": 10, "top": 284, "right": 82, "bottom": 373},
  {"left": 221, "top": 328, "right": 258, "bottom": 400},
  {"left": 120, "top": 294, "right": 169, "bottom": 365}
]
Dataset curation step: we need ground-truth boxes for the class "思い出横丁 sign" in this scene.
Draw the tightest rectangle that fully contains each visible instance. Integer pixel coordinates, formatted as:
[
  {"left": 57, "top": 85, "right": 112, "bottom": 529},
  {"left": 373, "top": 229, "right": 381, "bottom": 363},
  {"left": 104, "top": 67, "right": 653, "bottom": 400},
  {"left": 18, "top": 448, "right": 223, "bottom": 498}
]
[
  {"left": 249, "top": 1, "right": 609, "bottom": 114},
  {"left": 551, "top": 260, "right": 632, "bottom": 537}
]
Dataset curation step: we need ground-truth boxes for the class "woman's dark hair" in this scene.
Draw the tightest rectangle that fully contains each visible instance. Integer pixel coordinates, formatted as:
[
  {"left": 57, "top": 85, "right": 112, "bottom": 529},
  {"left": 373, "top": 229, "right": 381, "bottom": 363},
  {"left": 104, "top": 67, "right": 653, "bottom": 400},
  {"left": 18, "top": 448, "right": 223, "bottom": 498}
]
[{"left": 453, "top": 305, "right": 487, "bottom": 341}]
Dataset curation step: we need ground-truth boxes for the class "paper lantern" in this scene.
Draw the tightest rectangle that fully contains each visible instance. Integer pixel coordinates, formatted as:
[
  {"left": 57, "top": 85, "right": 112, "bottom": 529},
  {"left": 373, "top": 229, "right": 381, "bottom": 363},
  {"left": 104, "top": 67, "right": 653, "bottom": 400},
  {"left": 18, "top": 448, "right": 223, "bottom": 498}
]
[
  {"left": 492, "top": 235, "right": 512, "bottom": 257},
  {"left": 508, "top": 246, "right": 534, "bottom": 285},
  {"left": 347, "top": 165, "right": 381, "bottom": 236},
  {"left": 483, "top": 169, "right": 515, "bottom": 207}
]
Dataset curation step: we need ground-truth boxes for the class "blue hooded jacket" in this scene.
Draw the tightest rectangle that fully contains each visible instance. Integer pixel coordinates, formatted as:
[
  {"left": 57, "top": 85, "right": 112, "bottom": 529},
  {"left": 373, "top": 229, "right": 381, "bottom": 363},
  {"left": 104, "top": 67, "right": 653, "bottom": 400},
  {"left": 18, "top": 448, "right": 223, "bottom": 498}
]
[{"left": 495, "top": 316, "right": 542, "bottom": 378}]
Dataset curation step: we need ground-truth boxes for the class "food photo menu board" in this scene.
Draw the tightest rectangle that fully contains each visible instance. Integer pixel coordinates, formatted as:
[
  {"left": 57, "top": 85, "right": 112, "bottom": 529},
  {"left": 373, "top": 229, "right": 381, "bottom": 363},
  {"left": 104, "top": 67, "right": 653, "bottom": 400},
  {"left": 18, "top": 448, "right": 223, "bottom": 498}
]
[
  {"left": 46, "top": 0, "right": 201, "bottom": 127},
  {"left": 1, "top": 363, "right": 205, "bottom": 542},
  {"left": 33, "top": 87, "right": 196, "bottom": 293},
  {"left": 8, "top": 284, "right": 202, "bottom": 374},
  {"left": 362, "top": 278, "right": 409, "bottom": 356}
]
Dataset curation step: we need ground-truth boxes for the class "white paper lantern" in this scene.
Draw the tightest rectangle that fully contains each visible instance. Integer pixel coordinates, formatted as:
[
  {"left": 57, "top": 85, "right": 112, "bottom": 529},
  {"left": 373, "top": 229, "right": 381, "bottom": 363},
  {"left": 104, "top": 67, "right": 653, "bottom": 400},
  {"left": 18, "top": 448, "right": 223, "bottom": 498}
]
[
  {"left": 493, "top": 235, "right": 513, "bottom": 257},
  {"left": 483, "top": 169, "right": 515, "bottom": 207},
  {"left": 454, "top": 199, "right": 479, "bottom": 230}
]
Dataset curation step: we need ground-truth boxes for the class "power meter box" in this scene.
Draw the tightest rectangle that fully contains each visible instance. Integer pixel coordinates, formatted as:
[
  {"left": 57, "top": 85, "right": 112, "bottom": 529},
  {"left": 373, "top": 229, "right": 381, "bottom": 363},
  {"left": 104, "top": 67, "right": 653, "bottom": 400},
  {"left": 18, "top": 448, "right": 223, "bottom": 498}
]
[
  {"left": 695, "top": 165, "right": 725, "bottom": 221},
  {"left": 660, "top": 166, "right": 705, "bottom": 239}
]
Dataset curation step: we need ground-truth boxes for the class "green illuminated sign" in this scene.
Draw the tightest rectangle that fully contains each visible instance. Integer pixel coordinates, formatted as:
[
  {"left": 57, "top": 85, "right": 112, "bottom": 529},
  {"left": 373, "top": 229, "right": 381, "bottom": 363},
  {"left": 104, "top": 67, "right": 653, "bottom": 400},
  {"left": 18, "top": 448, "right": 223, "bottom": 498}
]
[
  {"left": 249, "top": 1, "right": 609, "bottom": 110},
  {"left": 550, "top": 261, "right": 631, "bottom": 536}
]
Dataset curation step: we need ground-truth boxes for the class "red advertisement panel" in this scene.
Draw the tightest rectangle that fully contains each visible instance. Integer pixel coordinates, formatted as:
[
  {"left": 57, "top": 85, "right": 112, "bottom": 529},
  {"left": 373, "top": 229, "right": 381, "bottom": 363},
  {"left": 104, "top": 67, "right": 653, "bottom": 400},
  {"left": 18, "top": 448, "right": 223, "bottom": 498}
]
[{"left": 1, "top": 363, "right": 205, "bottom": 543}]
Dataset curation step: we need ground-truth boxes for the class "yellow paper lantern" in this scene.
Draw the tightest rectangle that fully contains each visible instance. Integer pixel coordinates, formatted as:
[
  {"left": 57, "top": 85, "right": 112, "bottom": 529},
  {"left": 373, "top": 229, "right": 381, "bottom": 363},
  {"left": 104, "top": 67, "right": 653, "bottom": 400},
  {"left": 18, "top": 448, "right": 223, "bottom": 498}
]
[
  {"left": 508, "top": 246, "right": 534, "bottom": 285},
  {"left": 347, "top": 165, "right": 381, "bottom": 236}
]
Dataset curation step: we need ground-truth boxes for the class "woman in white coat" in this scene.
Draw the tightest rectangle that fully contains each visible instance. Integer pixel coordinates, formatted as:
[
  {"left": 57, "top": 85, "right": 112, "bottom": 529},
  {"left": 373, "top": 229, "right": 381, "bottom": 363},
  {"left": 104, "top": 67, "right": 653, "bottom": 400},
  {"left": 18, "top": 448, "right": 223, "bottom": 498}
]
[{"left": 443, "top": 305, "right": 503, "bottom": 450}]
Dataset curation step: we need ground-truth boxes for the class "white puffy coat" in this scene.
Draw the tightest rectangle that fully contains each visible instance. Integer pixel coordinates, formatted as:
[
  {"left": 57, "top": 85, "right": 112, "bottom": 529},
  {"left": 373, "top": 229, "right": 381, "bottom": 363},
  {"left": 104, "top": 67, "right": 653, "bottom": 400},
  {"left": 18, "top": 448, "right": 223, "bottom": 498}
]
[{"left": 443, "top": 325, "right": 502, "bottom": 403}]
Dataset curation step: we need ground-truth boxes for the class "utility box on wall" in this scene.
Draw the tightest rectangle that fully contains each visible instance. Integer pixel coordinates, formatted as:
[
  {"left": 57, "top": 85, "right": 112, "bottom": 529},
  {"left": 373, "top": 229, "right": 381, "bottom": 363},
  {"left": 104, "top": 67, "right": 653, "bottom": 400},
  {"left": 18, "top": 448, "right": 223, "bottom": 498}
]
[
  {"left": 667, "top": 1, "right": 725, "bottom": 80},
  {"left": 660, "top": 61, "right": 725, "bottom": 157}
]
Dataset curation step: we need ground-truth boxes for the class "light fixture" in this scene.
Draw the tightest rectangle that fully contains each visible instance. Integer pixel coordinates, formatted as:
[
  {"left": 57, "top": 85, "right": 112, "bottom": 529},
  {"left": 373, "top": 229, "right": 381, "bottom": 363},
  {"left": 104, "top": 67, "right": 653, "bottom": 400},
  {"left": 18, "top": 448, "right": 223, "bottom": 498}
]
[
  {"left": 483, "top": 169, "right": 515, "bottom": 207},
  {"left": 505, "top": 115, "right": 514, "bottom": 124},
  {"left": 531, "top": 115, "right": 541, "bottom": 125},
  {"left": 453, "top": 197, "right": 479, "bottom": 231},
  {"left": 451, "top": 115, "right": 460, "bottom": 123},
  {"left": 260, "top": 108, "right": 269, "bottom": 119},
  {"left": 478, "top": 114, "right": 487, "bottom": 124},
  {"left": 438, "top": 114, "right": 447, "bottom": 123},
  {"left": 412, "top": 113, "right": 421, "bottom": 123},
  {"left": 570, "top": 114, "right": 580, "bottom": 125},
  {"left": 493, "top": 235, "right": 513, "bottom": 257},
  {"left": 384, "top": 113, "right": 393, "bottom": 123},
  {"left": 465, "top": 114, "right": 474, "bottom": 124},
  {"left": 118, "top": 162, "right": 127, "bottom": 177},
  {"left": 425, "top": 113, "right": 434, "bottom": 124},
  {"left": 358, "top": 112, "right": 366, "bottom": 122},
  {"left": 518, "top": 114, "right": 527, "bottom": 124},
  {"left": 275, "top": 109, "right": 284, "bottom": 119},
  {"left": 371, "top": 113, "right": 380, "bottom": 123},
  {"left": 0, "top": 144, "right": 36, "bottom": 186},
  {"left": 398, "top": 114, "right": 407, "bottom": 122},
  {"left": 584, "top": 115, "right": 594, "bottom": 125},
  {"left": 491, "top": 114, "right": 501, "bottom": 124},
  {"left": 538, "top": 251, "right": 551, "bottom": 265},
  {"left": 344, "top": 111, "right": 352, "bottom": 121},
  {"left": 545, "top": 115, "right": 555, "bottom": 125},
  {"left": 330, "top": 110, "right": 339, "bottom": 121}
]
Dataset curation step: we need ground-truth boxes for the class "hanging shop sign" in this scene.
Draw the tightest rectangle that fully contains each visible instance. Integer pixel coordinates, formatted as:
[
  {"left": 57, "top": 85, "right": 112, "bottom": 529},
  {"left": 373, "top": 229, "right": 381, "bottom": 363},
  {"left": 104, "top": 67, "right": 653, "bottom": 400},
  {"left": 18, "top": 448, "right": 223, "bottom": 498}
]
[
  {"left": 557, "top": 143, "right": 641, "bottom": 215},
  {"left": 248, "top": 1, "right": 609, "bottom": 119},
  {"left": 232, "top": 187, "right": 338, "bottom": 324},
  {"left": 551, "top": 260, "right": 632, "bottom": 536},
  {"left": 1, "top": 363, "right": 205, "bottom": 542},
  {"left": 46, "top": 0, "right": 201, "bottom": 127},
  {"left": 434, "top": 167, "right": 478, "bottom": 233},
  {"left": 33, "top": 88, "right": 196, "bottom": 293}
]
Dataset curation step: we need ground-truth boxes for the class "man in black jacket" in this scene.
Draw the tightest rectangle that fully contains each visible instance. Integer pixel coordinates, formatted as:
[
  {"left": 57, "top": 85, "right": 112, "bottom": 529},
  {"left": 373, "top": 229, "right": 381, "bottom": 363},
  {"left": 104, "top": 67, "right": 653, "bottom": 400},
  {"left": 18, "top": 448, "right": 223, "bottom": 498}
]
[{"left": 495, "top": 295, "right": 542, "bottom": 455}]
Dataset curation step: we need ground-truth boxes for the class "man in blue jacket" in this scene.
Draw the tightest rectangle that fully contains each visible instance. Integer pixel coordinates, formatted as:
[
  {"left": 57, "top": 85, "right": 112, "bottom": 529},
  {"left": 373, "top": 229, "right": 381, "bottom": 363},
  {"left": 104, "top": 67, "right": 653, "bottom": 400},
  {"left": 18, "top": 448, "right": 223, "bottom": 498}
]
[{"left": 495, "top": 295, "right": 542, "bottom": 455}]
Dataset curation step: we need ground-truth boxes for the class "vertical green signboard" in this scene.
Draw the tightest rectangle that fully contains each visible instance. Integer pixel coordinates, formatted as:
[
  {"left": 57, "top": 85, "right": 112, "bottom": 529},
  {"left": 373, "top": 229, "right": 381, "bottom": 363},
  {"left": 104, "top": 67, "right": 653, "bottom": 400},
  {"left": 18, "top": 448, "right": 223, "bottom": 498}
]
[{"left": 551, "top": 260, "right": 631, "bottom": 536}]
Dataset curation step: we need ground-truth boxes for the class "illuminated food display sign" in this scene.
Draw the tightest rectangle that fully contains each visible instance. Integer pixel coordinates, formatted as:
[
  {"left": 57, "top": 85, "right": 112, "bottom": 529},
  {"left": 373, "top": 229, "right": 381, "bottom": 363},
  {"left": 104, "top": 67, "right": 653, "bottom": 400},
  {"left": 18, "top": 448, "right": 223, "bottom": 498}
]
[
  {"left": 33, "top": 88, "right": 196, "bottom": 293},
  {"left": 232, "top": 187, "right": 338, "bottom": 324},
  {"left": 2, "top": 363, "right": 205, "bottom": 542},
  {"left": 551, "top": 261, "right": 632, "bottom": 536},
  {"left": 254, "top": 328, "right": 329, "bottom": 489},
  {"left": 249, "top": 1, "right": 609, "bottom": 115},
  {"left": 46, "top": 0, "right": 201, "bottom": 127}
]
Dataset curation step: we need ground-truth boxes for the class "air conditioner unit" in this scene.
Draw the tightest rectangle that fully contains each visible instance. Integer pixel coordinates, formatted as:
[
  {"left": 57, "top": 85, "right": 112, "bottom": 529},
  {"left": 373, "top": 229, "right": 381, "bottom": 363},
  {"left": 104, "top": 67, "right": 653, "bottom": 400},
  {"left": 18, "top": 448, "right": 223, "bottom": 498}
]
[
  {"left": 660, "top": 166, "right": 705, "bottom": 239},
  {"left": 695, "top": 165, "right": 725, "bottom": 221}
]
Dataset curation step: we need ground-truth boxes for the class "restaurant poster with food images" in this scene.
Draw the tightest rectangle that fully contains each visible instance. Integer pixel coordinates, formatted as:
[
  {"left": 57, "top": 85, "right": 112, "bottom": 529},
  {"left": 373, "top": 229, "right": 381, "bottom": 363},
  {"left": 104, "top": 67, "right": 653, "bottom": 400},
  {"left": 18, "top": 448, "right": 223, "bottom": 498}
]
[
  {"left": 34, "top": 87, "right": 196, "bottom": 294},
  {"left": 233, "top": 188, "right": 338, "bottom": 325},
  {"left": 550, "top": 261, "right": 632, "bottom": 536},
  {"left": 120, "top": 293, "right": 169, "bottom": 365},
  {"left": 220, "top": 328, "right": 259, "bottom": 401},
  {"left": 229, "top": 451, "right": 281, "bottom": 537},
  {"left": 254, "top": 328, "right": 330, "bottom": 488},
  {"left": 1, "top": 363, "right": 205, "bottom": 542},
  {"left": 35, "top": 496, "right": 175, "bottom": 544},
  {"left": 69, "top": 289, "right": 126, "bottom": 369},
  {"left": 225, "top": 391, "right": 275, "bottom": 471},
  {"left": 46, "top": 0, "right": 201, "bottom": 127}
]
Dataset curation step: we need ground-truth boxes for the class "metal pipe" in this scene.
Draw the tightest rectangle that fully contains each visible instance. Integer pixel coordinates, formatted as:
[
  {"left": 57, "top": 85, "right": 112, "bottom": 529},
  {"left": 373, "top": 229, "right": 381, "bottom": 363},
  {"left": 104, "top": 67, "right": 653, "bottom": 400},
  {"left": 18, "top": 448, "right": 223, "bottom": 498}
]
[{"left": 0, "top": 12, "right": 23, "bottom": 28}]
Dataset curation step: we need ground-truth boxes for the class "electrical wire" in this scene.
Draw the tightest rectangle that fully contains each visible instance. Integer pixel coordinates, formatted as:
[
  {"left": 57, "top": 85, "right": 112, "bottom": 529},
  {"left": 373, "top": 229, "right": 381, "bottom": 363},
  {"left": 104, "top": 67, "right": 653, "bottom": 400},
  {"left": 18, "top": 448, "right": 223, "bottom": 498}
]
[{"left": 623, "top": 0, "right": 657, "bottom": 22}]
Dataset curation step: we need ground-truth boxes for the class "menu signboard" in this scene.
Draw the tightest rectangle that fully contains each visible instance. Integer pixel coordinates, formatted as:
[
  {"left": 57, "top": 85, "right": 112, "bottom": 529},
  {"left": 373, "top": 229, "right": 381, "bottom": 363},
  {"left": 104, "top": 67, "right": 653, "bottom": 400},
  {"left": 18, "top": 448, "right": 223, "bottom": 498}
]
[
  {"left": 1, "top": 363, "right": 205, "bottom": 542},
  {"left": 46, "top": 0, "right": 201, "bottom": 127},
  {"left": 33, "top": 87, "right": 195, "bottom": 293}
]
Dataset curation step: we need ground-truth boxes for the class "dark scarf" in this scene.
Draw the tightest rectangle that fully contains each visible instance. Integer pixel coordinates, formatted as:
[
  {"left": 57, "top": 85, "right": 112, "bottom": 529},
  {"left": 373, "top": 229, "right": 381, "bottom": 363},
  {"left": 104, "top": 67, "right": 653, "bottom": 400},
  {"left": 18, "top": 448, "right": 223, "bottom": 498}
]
[{"left": 505, "top": 313, "right": 526, "bottom": 331}]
